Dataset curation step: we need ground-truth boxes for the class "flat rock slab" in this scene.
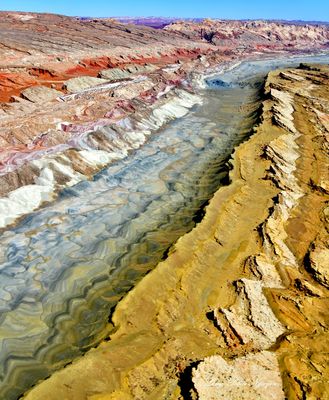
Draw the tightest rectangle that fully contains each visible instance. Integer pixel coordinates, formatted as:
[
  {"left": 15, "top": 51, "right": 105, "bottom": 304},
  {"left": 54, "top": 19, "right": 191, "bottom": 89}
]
[
  {"left": 21, "top": 86, "right": 62, "bottom": 103},
  {"left": 99, "top": 65, "right": 156, "bottom": 81},
  {"left": 64, "top": 76, "right": 109, "bottom": 93}
]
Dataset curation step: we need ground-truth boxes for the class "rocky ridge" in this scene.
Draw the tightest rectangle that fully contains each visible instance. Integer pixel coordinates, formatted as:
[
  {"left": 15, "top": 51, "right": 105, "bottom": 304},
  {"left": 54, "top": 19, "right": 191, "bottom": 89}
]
[
  {"left": 166, "top": 19, "right": 329, "bottom": 51},
  {"left": 21, "top": 65, "right": 329, "bottom": 399}
]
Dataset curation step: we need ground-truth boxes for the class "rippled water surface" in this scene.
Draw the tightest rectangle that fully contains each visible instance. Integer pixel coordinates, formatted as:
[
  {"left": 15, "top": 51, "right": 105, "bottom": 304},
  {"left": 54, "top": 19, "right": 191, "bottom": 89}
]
[{"left": 1, "top": 54, "right": 329, "bottom": 399}]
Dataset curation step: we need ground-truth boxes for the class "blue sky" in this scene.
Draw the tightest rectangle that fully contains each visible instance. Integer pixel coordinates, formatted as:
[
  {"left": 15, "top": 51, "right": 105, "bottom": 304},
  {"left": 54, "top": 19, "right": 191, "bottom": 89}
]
[{"left": 0, "top": 0, "right": 329, "bottom": 21}]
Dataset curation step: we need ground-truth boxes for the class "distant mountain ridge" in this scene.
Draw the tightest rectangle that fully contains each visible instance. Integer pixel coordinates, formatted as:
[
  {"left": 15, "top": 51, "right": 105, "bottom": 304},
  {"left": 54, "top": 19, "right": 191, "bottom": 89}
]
[{"left": 76, "top": 16, "right": 329, "bottom": 29}]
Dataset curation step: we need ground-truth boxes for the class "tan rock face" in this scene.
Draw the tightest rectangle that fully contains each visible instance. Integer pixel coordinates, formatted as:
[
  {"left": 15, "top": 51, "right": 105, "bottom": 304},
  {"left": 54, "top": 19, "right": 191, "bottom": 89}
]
[
  {"left": 21, "top": 66, "right": 329, "bottom": 400},
  {"left": 193, "top": 352, "right": 285, "bottom": 400},
  {"left": 308, "top": 239, "right": 329, "bottom": 288}
]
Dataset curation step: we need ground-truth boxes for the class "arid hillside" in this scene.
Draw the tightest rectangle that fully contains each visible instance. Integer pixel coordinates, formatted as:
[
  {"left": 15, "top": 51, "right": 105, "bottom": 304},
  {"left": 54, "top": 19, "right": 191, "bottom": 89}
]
[{"left": 0, "top": 11, "right": 212, "bottom": 102}]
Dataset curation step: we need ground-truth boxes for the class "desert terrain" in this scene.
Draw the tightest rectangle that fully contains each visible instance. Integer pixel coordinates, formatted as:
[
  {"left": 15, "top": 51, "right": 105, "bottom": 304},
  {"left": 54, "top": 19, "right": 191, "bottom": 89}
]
[{"left": 0, "top": 12, "right": 327, "bottom": 399}]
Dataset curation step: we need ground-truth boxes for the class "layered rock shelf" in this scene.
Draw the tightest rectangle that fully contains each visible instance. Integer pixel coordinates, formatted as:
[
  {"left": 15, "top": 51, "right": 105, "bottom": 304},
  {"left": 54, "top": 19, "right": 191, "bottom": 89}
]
[{"left": 22, "top": 64, "right": 329, "bottom": 399}]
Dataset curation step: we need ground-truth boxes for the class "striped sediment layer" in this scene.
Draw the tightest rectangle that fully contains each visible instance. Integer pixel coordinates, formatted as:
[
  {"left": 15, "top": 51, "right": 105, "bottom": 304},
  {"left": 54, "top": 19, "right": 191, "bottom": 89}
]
[{"left": 22, "top": 64, "right": 329, "bottom": 399}]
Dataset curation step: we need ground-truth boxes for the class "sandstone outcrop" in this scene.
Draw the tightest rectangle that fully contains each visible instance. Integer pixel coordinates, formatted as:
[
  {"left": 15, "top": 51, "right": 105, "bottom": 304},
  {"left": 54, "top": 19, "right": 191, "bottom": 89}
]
[
  {"left": 0, "top": 12, "right": 211, "bottom": 102},
  {"left": 192, "top": 65, "right": 329, "bottom": 400},
  {"left": 21, "top": 65, "right": 329, "bottom": 400},
  {"left": 193, "top": 352, "right": 285, "bottom": 400}
]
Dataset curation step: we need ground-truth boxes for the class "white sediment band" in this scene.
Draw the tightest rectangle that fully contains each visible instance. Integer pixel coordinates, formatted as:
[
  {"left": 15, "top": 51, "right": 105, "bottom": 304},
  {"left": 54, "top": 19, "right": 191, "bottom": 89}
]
[{"left": 0, "top": 88, "right": 202, "bottom": 229}]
